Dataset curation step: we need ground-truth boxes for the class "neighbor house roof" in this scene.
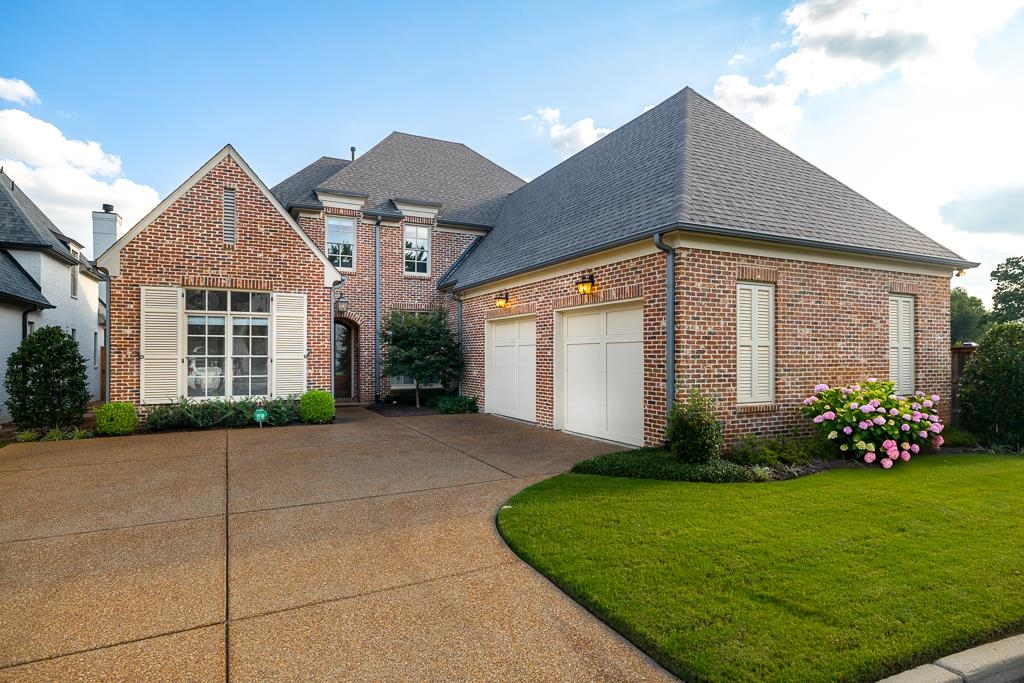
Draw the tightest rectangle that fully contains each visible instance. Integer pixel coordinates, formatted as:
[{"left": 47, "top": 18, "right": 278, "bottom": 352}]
[
  {"left": 311, "top": 132, "right": 525, "bottom": 227},
  {"left": 271, "top": 156, "right": 351, "bottom": 211},
  {"left": 440, "top": 87, "right": 976, "bottom": 291},
  {"left": 0, "top": 249, "right": 53, "bottom": 308},
  {"left": 0, "top": 168, "right": 79, "bottom": 265}
]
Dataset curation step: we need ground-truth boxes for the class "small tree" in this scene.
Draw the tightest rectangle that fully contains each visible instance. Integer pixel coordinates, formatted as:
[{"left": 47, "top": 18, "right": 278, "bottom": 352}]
[
  {"left": 4, "top": 326, "right": 90, "bottom": 430},
  {"left": 960, "top": 322, "right": 1024, "bottom": 447},
  {"left": 991, "top": 256, "right": 1024, "bottom": 323},
  {"left": 950, "top": 287, "right": 989, "bottom": 344},
  {"left": 382, "top": 308, "right": 462, "bottom": 407}
]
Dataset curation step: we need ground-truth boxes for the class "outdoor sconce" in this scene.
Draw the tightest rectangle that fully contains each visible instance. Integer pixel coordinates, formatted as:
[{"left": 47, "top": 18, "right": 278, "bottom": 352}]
[
  {"left": 955, "top": 269, "right": 966, "bottom": 277},
  {"left": 575, "top": 270, "right": 595, "bottom": 295},
  {"left": 494, "top": 289, "right": 510, "bottom": 308},
  {"left": 335, "top": 292, "right": 350, "bottom": 315}
]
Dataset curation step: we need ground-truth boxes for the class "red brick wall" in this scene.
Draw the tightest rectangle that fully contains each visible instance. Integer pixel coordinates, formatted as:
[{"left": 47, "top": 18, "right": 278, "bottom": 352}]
[
  {"left": 300, "top": 207, "right": 475, "bottom": 401},
  {"left": 459, "top": 245, "right": 951, "bottom": 446},
  {"left": 109, "top": 155, "right": 331, "bottom": 405}
]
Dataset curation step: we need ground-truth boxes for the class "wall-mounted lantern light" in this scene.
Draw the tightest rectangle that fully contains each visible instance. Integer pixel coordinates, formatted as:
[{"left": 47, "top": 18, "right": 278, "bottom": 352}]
[
  {"left": 494, "top": 289, "right": 510, "bottom": 308},
  {"left": 575, "top": 270, "right": 595, "bottom": 295},
  {"left": 335, "top": 292, "right": 350, "bottom": 315}
]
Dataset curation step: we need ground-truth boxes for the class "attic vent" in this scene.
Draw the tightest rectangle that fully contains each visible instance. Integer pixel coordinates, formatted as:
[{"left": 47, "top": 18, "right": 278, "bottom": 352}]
[{"left": 223, "top": 187, "right": 237, "bottom": 243}]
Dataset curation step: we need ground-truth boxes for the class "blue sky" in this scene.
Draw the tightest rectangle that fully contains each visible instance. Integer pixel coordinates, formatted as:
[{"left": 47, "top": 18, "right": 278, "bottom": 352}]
[{"left": 2, "top": 0, "right": 1022, "bottom": 303}]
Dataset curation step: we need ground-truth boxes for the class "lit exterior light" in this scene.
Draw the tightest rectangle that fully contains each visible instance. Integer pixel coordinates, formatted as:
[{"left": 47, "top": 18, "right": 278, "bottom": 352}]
[
  {"left": 494, "top": 289, "right": 510, "bottom": 308},
  {"left": 575, "top": 271, "right": 595, "bottom": 295}
]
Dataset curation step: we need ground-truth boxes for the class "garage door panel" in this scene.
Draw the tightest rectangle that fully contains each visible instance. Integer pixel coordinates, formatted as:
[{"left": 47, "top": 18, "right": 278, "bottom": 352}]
[
  {"left": 487, "top": 317, "right": 537, "bottom": 423},
  {"left": 561, "top": 306, "right": 643, "bottom": 446},
  {"left": 517, "top": 319, "right": 536, "bottom": 344}
]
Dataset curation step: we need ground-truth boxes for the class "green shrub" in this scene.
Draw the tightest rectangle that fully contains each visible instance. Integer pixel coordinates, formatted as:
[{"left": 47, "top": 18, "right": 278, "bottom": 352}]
[
  {"left": 66, "top": 427, "right": 93, "bottom": 440},
  {"left": 3, "top": 326, "right": 89, "bottom": 430},
  {"left": 299, "top": 390, "right": 335, "bottom": 424},
  {"left": 572, "top": 448, "right": 751, "bottom": 483},
  {"left": 95, "top": 402, "right": 139, "bottom": 436},
  {"left": 749, "top": 464, "right": 774, "bottom": 481},
  {"left": 436, "top": 395, "right": 479, "bottom": 414},
  {"left": 727, "top": 434, "right": 815, "bottom": 466},
  {"left": 15, "top": 430, "right": 39, "bottom": 442},
  {"left": 960, "top": 323, "right": 1024, "bottom": 447},
  {"left": 265, "top": 395, "right": 300, "bottom": 426},
  {"left": 665, "top": 388, "right": 723, "bottom": 464},
  {"left": 144, "top": 396, "right": 302, "bottom": 431},
  {"left": 383, "top": 387, "right": 449, "bottom": 407}
]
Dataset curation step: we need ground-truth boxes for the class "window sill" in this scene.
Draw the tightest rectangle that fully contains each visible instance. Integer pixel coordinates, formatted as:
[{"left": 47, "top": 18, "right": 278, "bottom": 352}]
[
  {"left": 736, "top": 403, "right": 778, "bottom": 414},
  {"left": 402, "top": 273, "right": 432, "bottom": 280}
]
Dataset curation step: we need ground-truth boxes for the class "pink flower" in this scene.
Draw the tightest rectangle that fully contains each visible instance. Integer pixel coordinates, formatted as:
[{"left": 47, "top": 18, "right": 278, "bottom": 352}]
[
  {"left": 912, "top": 411, "right": 923, "bottom": 421},
  {"left": 934, "top": 435, "right": 945, "bottom": 447},
  {"left": 890, "top": 408, "right": 900, "bottom": 416},
  {"left": 873, "top": 416, "right": 886, "bottom": 425},
  {"left": 929, "top": 423, "right": 943, "bottom": 433},
  {"left": 867, "top": 377, "right": 877, "bottom": 382},
  {"left": 803, "top": 397, "right": 818, "bottom": 405},
  {"left": 859, "top": 421, "right": 871, "bottom": 430},
  {"left": 870, "top": 399, "right": 881, "bottom": 407},
  {"left": 919, "top": 430, "right": 928, "bottom": 438},
  {"left": 881, "top": 458, "right": 893, "bottom": 469},
  {"left": 900, "top": 451, "right": 910, "bottom": 461},
  {"left": 861, "top": 405, "right": 874, "bottom": 414},
  {"left": 813, "top": 415, "right": 825, "bottom": 424},
  {"left": 900, "top": 423, "right": 910, "bottom": 432},
  {"left": 910, "top": 444, "right": 920, "bottom": 453},
  {"left": 911, "top": 402, "right": 921, "bottom": 410},
  {"left": 882, "top": 440, "right": 895, "bottom": 449},
  {"left": 823, "top": 411, "right": 836, "bottom": 420},
  {"left": 851, "top": 385, "right": 861, "bottom": 391},
  {"left": 902, "top": 414, "right": 912, "bottom": 420},
  {"left": 843, "top": 426, "right": 853, "bottom": 435},
  {"left": 900, "top": 442, "right": 910, "bottom": 450},
  {"left": 887, "top": 447, "right": 899, "bottom": 458},
  {"left": 877, "top": 406, "right": 887, "bottom": 413},
  {"left": 922, "top": 399, "right": 933, "bottom": 408},
  {"left": 931, "top": 394, "right": 940, "bottom": 402},
  {"left": 864, "top": 452, "right": 877, "bottom": 464},
  {"left": 814, "top": 384, "right": 830, "bottom": 392},
  {"left": 849, "top": 402, "right": 860, "bottom": 409}
]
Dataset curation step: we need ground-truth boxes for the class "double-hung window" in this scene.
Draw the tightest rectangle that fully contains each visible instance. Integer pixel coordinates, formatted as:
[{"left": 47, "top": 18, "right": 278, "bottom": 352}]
[
  {"left": 186, "top": 289, "right": 270, "bottom": 398},
  {"left": 326, "top": 217, "right": 356, "bottom": 269},
  {"left": 736, "top": 282, "right": 775, "bottom": 404},
  {"left": 404, "top": 223, "right": 430, "bottom": 274}
]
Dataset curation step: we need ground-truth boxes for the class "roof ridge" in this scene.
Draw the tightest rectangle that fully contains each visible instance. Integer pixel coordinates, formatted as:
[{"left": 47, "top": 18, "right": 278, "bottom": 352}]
[
  {"left": 0, "top": 171, "right": 58, "bottom": 248},
  {"left": 676, "top": 87, "right": 692, "bottom": 226}
]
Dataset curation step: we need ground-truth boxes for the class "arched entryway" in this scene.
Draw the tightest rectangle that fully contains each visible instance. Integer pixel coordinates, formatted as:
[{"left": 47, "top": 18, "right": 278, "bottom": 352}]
[{"left": 334, "top": 319, "right": 357, "bottom": 399}]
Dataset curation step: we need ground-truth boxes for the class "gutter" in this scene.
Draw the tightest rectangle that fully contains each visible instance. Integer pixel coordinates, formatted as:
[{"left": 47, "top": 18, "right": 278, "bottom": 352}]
[
  {"left": 374, "top": 213, "right": 382, "bottom": 402},
  {"left": 653, "top": 233, "right": 676, "bottom": 415}
]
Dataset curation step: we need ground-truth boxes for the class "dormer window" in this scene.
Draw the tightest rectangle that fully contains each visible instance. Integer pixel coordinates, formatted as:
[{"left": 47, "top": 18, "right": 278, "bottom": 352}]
[
  {"left": 326, "top": 217, "right": 355, "bottom": 270},
  {"left": 404, "top": 223, "right": 430, "bottom": 275}
]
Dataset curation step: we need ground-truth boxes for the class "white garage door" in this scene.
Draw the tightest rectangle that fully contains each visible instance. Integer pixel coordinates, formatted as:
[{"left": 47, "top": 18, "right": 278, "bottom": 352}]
[
  {"left": 562, "top": 305, "right": 644, "bottom": 445},
  {"left": 487, "top": 317, "right": 536, "bottom": 422}
]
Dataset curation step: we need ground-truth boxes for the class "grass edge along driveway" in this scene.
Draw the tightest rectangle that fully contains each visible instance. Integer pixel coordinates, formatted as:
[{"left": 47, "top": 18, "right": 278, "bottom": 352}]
[{"left": 496, "top": 454, "right": 1024, "bottom": 682}]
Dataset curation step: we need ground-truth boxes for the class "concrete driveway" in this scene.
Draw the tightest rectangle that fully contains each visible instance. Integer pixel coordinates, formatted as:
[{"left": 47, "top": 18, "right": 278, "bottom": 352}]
[{"left": 0, "top": 409, "right": 673, "bottom": 681}]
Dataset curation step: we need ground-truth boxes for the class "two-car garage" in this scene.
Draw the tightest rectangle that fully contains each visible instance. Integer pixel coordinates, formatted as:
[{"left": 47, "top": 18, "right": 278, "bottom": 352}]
[{"left": 485, "top": 303, "right": 644, "bottom": 446}]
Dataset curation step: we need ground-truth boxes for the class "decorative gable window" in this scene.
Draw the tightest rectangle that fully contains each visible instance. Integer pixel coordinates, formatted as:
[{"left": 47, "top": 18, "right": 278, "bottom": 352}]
[
  {"left": 327, "top": 216, "right": 356, "bottom": 269},
  {"left": 736, "top": 282, "right": 775, "bottom": 404},
  {"left": 404, "top": 223, "right": 430, "bottom": 275},
  {"left": 223, "top": 187, "right": 237, "bottom": 244},
  {"left": 889, "top": 295, "right": 914, "bottom": 395}
]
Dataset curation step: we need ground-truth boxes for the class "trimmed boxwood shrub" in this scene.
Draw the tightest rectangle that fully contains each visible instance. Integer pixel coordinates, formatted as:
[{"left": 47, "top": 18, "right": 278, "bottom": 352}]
[
  {"left": 960, "top": 322, "right": 1024, "bottom": 447},
  {"left": 144, "top": 396, "right": 301, "bottom": 431},
  {"left": 95, "top": 402, "right": 139, "bottom": 436},
  {"left": 665, "top": 388, "right": 723, "bottom": 464},
  {"left": 299, "top": 390, "right": 335, "bottom": 424},
  {"left": 572, "top": 448, "right": 751, "bottom": 483},
  {"left": 3, "top": 326, "right": 89, "bottom": 430},
  {"left": 436, "top": 395, "right": 479, "bottom": 414}
]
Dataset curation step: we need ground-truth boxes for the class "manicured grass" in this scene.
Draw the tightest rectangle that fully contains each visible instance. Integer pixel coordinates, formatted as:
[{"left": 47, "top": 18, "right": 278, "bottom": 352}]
[{"left": 497, "top": 454, "right": 1024, "bottom": 682}]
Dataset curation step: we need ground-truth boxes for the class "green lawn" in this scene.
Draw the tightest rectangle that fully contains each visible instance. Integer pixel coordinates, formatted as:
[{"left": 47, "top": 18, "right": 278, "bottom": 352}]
[{"left": 497, "top": 454, "right": 1024, "bottom": 682}]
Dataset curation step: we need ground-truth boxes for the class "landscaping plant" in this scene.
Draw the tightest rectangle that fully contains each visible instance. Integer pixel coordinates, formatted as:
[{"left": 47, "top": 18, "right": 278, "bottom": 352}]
[
  {"left": 3, "top": 326, "right": 89, "bottom": 430},
  {"left": 299, "top": 389, "right": 335, "bottom": 424},
  {"left": 959, "top": 322, "right": 1024, "bottom": 447},
  {"left": 800, "top": 379, "right": 944, "bottom": 469},
  {"left": 436, "top": 395, "right": 479, "bottom": 414},
  {"left": 382, "top": 308, "right": 462, "bottom": 407},
  {"left": 95, "top": 402, "right": 140, "bottom": 436},
  {"left": 665, "top": 387, "right": 723, "bottom": 463}
]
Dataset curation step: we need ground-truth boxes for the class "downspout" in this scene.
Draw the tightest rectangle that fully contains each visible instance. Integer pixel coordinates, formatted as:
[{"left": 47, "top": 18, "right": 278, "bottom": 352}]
[
  {"left": 653, "top": 233, "right": 675, "bottom": 414},
  {"left": 374, "top": 213, "right": 382, "bottom": 402},
  {"left": 99, "top": 268, "right": 112, "bottom": 404},
  {"left": 456, "top": 295, "right": 464, "bottom": 396}
]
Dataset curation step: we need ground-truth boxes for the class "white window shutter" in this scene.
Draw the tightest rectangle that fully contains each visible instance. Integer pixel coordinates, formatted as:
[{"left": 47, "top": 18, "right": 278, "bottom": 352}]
[
  {"left": 140, "top": 286, "right": 183, "bottom": 404},
  {"left": 737, "top": 283, "right": 775, "bottom": 404},
  {"left": 272, "top": 292, "right": 307, "bottom": 397},
  {"left": 889, "top": 295, "right": 914, "bottom": 395}
]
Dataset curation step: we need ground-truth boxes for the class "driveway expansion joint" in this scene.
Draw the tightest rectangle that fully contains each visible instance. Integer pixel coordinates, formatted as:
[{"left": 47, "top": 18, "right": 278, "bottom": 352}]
[
  {"left": 396, "top": 420, "right": 518, "bottom": 477},
  {"left": 0, "top": 512, "right": 226, "bottom": 545}
]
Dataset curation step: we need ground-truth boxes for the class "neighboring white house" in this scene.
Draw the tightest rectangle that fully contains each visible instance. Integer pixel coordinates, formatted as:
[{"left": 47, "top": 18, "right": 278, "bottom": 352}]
[{"left": 0, "top": 168, "right": 108, "bottom": 424}]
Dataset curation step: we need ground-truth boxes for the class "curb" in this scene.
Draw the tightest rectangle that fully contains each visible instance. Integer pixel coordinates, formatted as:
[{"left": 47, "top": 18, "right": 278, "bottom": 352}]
[{"left": 879, "top": 634, "right": 1024, "bottom": 683}]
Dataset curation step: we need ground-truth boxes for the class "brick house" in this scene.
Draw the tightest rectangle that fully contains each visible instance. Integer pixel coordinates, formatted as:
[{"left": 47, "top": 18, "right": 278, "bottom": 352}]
[{"left": 97, "top": 86, "right": 975, "bottom": 446}]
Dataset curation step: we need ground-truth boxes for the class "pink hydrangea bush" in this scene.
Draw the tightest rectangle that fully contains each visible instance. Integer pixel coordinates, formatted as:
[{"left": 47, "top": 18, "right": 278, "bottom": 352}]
[{"left": 799, "top": 379, "right": 945, "bottom": 469}]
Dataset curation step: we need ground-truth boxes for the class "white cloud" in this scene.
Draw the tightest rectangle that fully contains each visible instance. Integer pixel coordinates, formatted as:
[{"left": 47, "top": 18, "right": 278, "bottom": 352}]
[
  {"left": 0, "top": 77, "right": 40, "bottom": 105},
  {"left": 521, "top": 106, "right": 611, "bottom": 159},
  {"left": 711, "top": 0, "right": 1024, "bottom": 305},
  {"left": 0, "top": 109, "right": 159, "bottom": 257},
  {"left": 728, "top": 52, "right": 747, "bottom": 67}
]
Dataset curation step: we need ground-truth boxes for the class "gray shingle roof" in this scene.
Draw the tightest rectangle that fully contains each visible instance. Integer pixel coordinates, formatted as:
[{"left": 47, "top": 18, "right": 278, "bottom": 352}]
[
  {"left": 0, "top": 168, "right": 79, "bottom": 265},
  {"left": 0, "top": 249, "right": 52, "bottom": 308},
  {"left": 271, "top": 156, "right": 351, "bottom": 211},
  {"left": 317, "top": 132, "right": 525, "bottom": 227},
  {"left": 441, "top": 87, "right": 975, "bottom": 291}
]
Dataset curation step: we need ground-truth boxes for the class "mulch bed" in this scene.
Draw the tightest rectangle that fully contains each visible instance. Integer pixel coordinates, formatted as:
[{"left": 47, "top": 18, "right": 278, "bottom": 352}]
[{"left": 367, "top": 402, "right": 439, "bottom": 417}]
